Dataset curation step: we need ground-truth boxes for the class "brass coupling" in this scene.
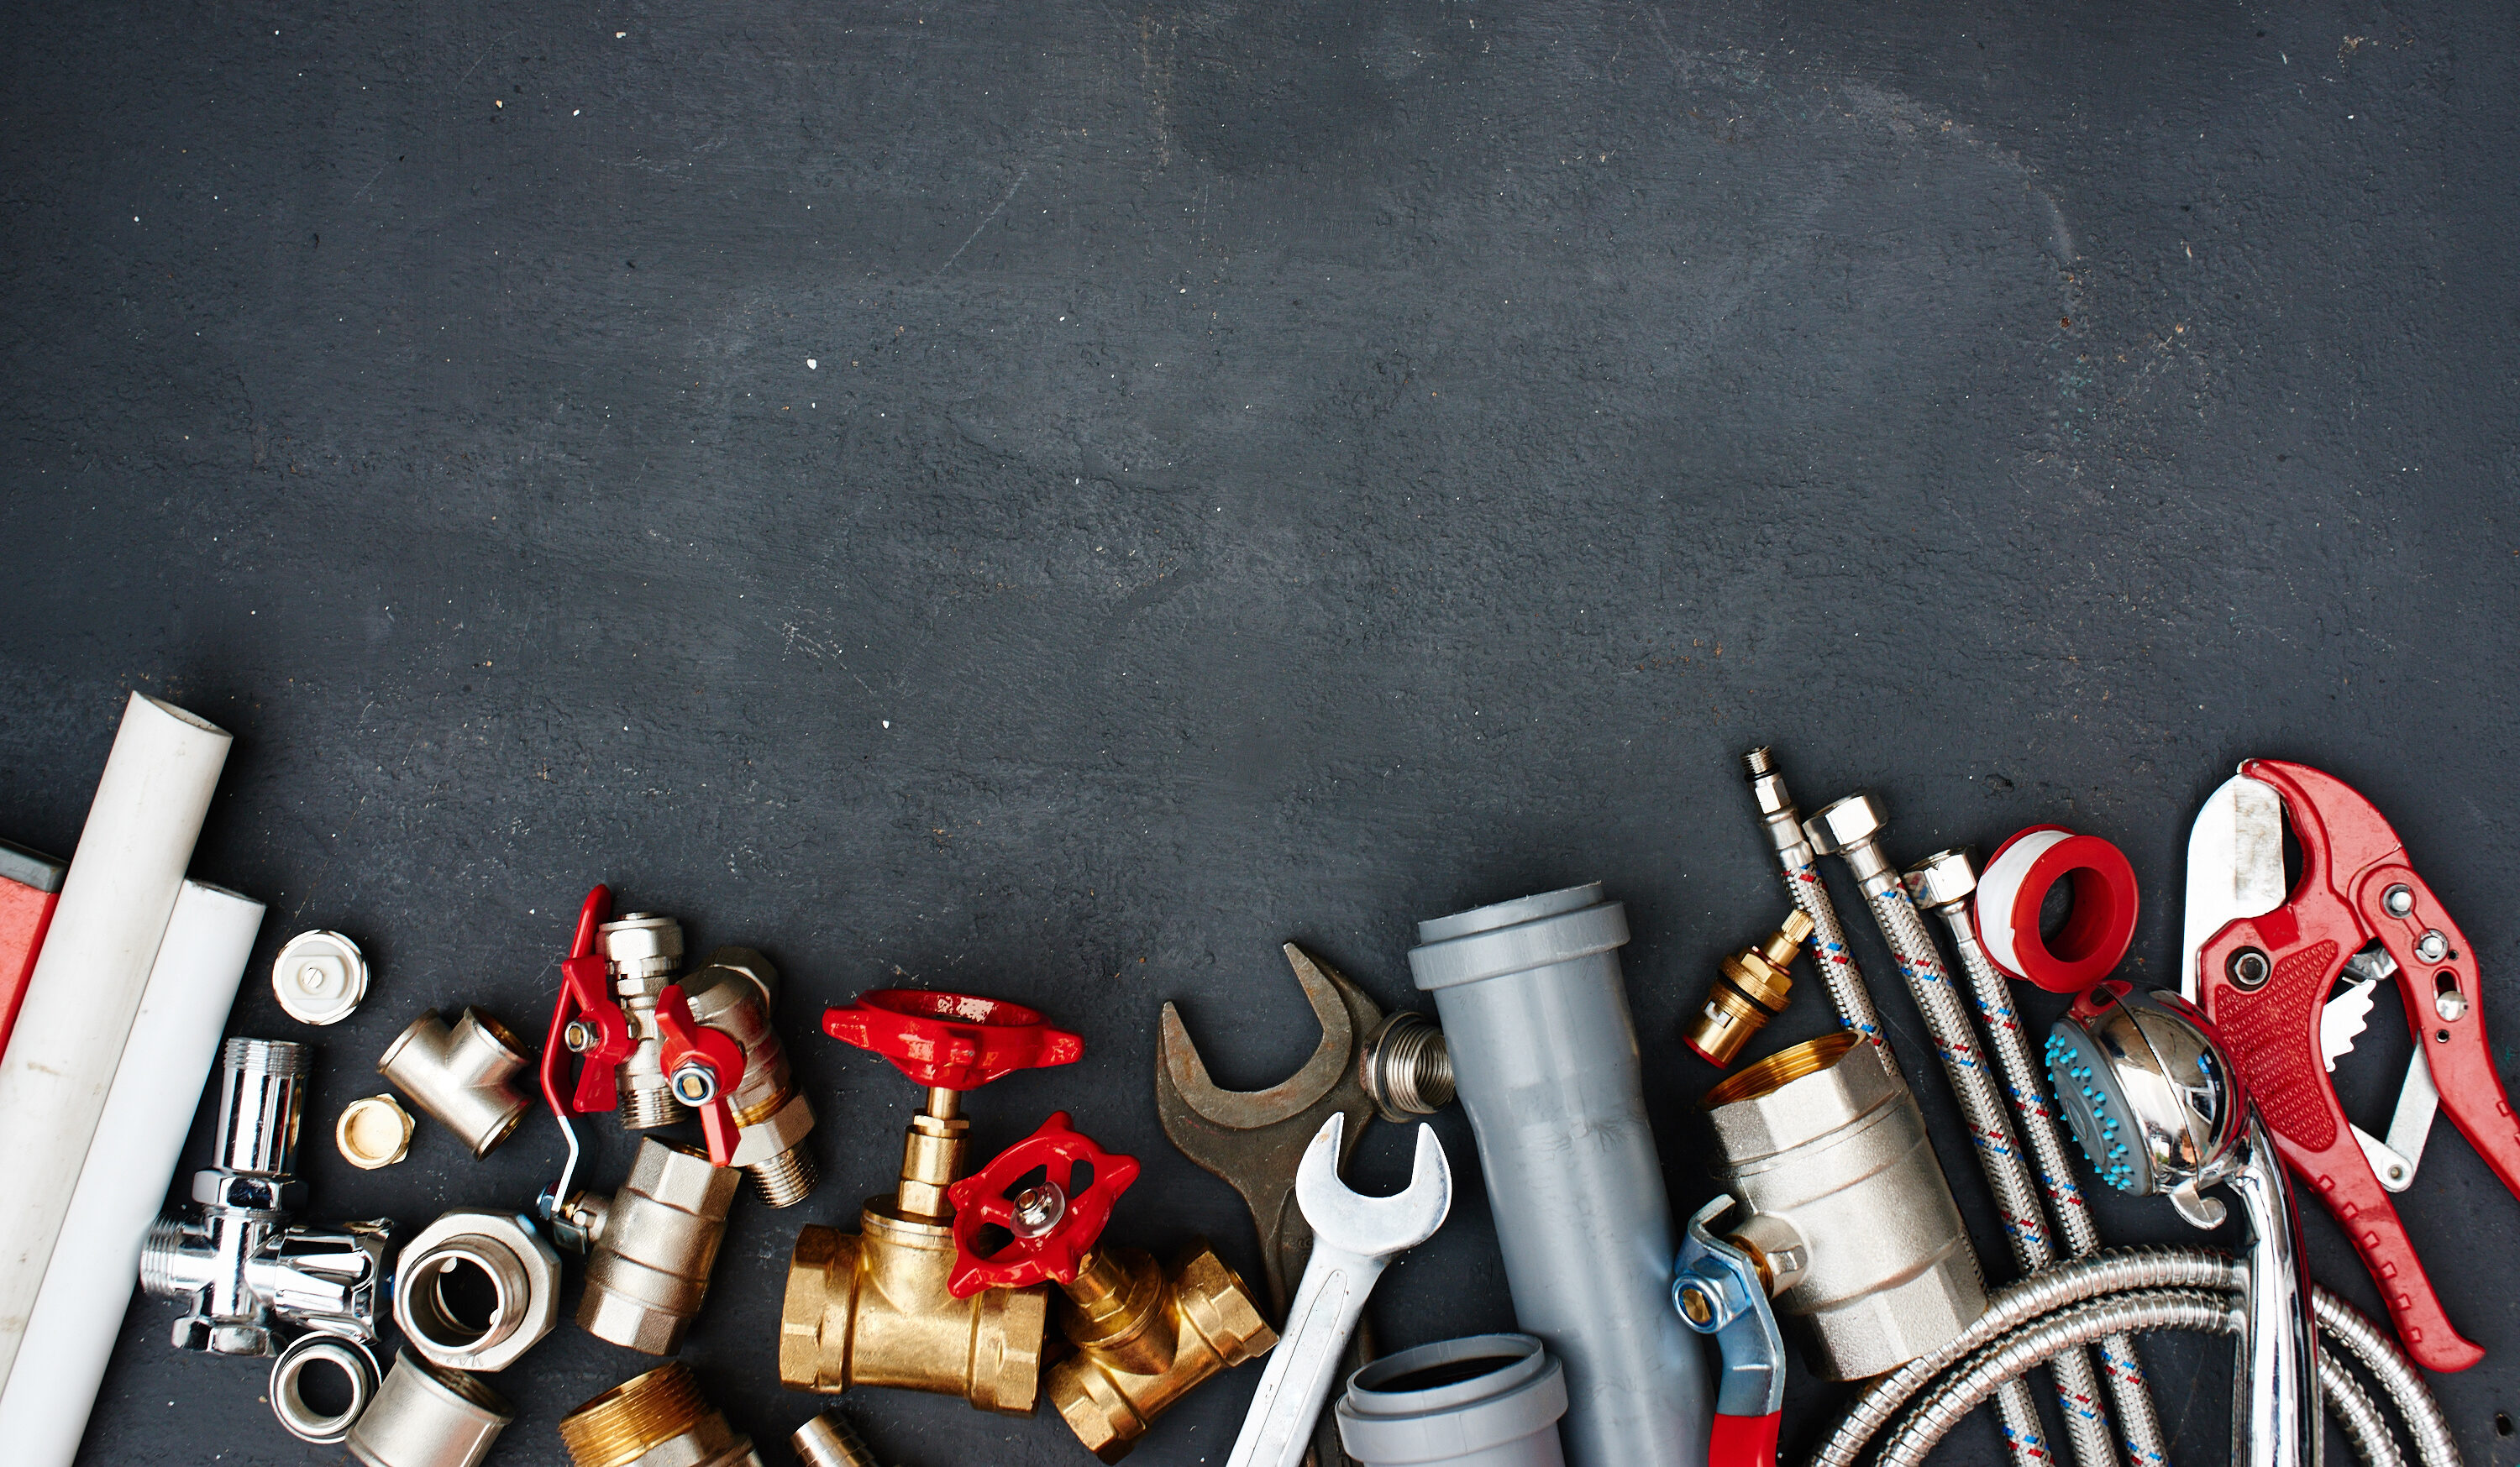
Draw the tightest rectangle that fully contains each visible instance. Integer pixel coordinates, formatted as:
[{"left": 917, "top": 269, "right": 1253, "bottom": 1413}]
[
  {"left": 559, "top": 1361, "right": 762, "bottom": 1467},
  {"left": 570, "top": 1138, "right": 741, "bottom": 1354},
  {"left": 680, "top": 948, "right": 818, "bottom": 1207},
  {"left": 378, "top": 1009, "right": 534, "bottom": 1158},
  {"left": 1047, "top": 1239, "right": 1277, "bottom": 1462},
  {"left": 1683, "top": 910, "right": 1814, "bottom": 1068}
]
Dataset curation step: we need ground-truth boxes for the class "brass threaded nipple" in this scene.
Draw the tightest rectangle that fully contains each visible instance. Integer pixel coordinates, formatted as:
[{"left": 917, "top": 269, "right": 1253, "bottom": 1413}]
[{"left": 559, "top": 1362, "right": 712, "bottom": 1467}]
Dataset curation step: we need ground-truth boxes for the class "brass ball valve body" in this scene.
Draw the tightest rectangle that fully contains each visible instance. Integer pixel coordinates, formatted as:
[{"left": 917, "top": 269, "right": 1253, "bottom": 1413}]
[
  {"left": 779, "top": 990, "right": 1084, "bottom": 1413},
  {"left": 1046, "top": 1241, "right": 1277, "bottom": 1461}
]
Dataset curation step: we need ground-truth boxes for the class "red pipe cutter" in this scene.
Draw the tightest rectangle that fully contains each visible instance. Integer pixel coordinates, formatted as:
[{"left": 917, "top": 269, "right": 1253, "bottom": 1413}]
[{"left": 2183, "top": 758, "right": 2520, "bottom": 1372}]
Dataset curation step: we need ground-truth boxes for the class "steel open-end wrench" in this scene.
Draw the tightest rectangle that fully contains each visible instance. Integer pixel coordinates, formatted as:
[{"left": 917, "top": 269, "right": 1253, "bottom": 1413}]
[{"left": 1226, "top": 1113, "right": 1451, "bottom": 1467}]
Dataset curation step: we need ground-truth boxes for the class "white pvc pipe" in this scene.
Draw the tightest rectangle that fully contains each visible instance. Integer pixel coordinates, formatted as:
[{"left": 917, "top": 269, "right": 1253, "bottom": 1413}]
[
  {"left": 0, "top": 694, "right": 230, "bottom": 1385},
  {"left": 0, "top": 880, "right": 264, "bottom": 1467}
]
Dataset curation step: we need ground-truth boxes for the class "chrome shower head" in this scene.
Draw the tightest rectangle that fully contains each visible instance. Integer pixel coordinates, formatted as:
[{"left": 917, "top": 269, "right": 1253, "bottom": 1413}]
[{"left": 2045, "top": 987, "right": 2248, "bottom": 1229}]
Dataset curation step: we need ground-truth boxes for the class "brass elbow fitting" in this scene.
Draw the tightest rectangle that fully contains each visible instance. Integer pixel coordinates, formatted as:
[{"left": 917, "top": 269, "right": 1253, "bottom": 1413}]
[
  {"left": 377, "top": 1008, "right": 533, "bottom": 1158},
  {"left": 680, "top": 949, "right": 818, "bottom": 1207},
  {"left": 779, "top": 1092, "right": 1049, "bottom": 1412},
  {"left": 559, "top": 1361, "right": 760, "bottom": 1467},
  {"left": 1683, "top": 910, "right": 1814, "bottom": 1068},
  {"left": 599, "top": 913, "right": 689, "bottom": 1129},
  {"left": 570, "top": 1138, "right": 741, "bottom": 1354},
  {"left": 1047, "top": 1239, "right": 1277, "bottom": 1461}
]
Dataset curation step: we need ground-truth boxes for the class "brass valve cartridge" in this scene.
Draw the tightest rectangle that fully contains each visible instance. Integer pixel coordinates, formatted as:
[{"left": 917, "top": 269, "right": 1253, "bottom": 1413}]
[
  {"left": 599, "top": 913, "right": 688, "bottom": 1129},
  {"left": 1047, "top": 1240, "right": 1278, "bottom": 1461},
  {"left": 559, "top": 1361, "right": 763, "bottom": 1467},
  {"left": 680, "top": 948, "right": 818, "bottom": 1207},
  {"left": 569, "top": 1138, "right": 741, "bottom": 1354},
  {"left": 1683, "top": 910, "right": 1815, "bottom": 1068},
  {"left": 378, "top": 1008, "right": 534, "bottom": 1157}
]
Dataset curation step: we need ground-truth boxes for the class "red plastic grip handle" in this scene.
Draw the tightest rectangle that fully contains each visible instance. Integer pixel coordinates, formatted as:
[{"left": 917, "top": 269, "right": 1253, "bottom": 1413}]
[
  {"left": 542, "top": 885, "right": 636, "bottom": 1116},
  {"left": 1709, "top": 1412, "right": 1782, "bottom": 1467},
  {"left": 655, "top": 983, "right": 745, "bottom": 1166},
  {"left": 945, "top": 1110, "right": 1139, "bottom": 1297},
  {"left": 822, "top": 988, "right": 1084, "bottom": 1091}
]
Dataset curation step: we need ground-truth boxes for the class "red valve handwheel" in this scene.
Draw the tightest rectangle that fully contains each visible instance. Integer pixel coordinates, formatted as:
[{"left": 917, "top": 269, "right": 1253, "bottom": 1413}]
[
  {"left": 542, "top": 884, "right": 637, "bottom": 1116},
  {"left": 822, "top": 988, "right": 1084, "bottom": 1091},
  {"left": 946, "top": 1110, "right": 1141, "bottom": 1297},
  {"left": 655, "top": 983, "right": 745, "bottom": 1166}
]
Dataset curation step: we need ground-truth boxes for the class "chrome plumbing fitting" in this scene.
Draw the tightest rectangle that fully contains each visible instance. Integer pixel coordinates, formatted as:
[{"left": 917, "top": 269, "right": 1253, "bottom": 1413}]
[
  {"left": 379, "top": 1008, "right": 534, "bottom": 1158},
  {"left": 348, "top": 1350, "right": 516, "bottom": 1467},
  {"left": 1357, "top": 1010, "right": 1455, "bottom": 1122},
  {"left": 599, "top": 913, "right": 689, "bottom": 1129},
  {"left": 560, "top": 1137, "right": 741, "bottom": 1354},
  {"left": 559, "top": 1361, "right": 763, "bottom": 1467},
  {"left": 139, "top": 1037, "right": 391, "bottom": 1354},
  {"left": 392, "top": 1208, "right": 562, "bottom": 1373},
  {"left": 270, "top": 1331, "right": 382, "bottom": 1444},
  {"left": 679, "top": 948, "right": 819, "bottom": 1206}
]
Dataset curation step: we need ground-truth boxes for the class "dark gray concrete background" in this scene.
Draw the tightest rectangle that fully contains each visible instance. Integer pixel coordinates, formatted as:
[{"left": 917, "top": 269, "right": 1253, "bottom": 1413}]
[{"left": 4, "top": 0, "right": 2516, "bottom": 1462}]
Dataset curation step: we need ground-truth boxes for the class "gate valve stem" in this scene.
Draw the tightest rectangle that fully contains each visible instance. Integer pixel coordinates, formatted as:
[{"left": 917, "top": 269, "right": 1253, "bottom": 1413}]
[
  {"left": 654, "top": 982, "right": 745, "bottom": 1166},
  {"left": 946, "top": 1111, "right": 1140, "bottom": 1297},
  {"left": 539, "top": 884, "right": 633, "bottom": 1244}
]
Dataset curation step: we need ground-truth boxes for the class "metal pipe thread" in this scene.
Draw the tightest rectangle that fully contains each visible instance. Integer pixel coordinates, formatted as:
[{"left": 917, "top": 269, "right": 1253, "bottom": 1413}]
[
  {"left": 622, "top": 1084, "right": 688, "bottom": 1129},
  {"left": 748, "top": 1145, "right": 818, "bottom": 1209},
  {"left": 559, "top": 1362, "right": 715, "bottom": 1467},
  {"left": 1362, "top": 1011, "right": 1456, "bottom": 1120},
  {"left": 137, "top": 1215, "right": 189, "bottom": 1297},
  {"left": 223, "top": 1036, "right": 314, "bottom": 1077}
]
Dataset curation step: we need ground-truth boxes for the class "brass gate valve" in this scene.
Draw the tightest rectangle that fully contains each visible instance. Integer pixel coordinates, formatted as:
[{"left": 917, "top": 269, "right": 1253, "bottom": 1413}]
[
  {"left": 779, "top": 989, "right": 1083, "bottom": 1412},
  {"left": 949, "top": 1113, "right": 1277, "bottom": 1462}
]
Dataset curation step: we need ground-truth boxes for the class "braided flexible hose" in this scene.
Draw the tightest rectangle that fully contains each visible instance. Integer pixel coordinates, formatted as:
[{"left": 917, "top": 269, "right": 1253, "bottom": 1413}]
[
  {"left": 1815, "top": 1249, "right": 2244, "bottom": 1467},
  {"left": 1850, "top": 870, "right": 2117, "bottom": 1467},
  {"left": 1742, "top": 750, "right": 1884, "bottom": 1040},
  {"left": 2320, "top": 1354, "right": 2405, "bottom": 1467},
  {"left": 1927, "top": 897, "right": 2168, "bottom": 1467},
  {"left": 2313, "top": 1287, "right": 2462, "bottom": 1467}
]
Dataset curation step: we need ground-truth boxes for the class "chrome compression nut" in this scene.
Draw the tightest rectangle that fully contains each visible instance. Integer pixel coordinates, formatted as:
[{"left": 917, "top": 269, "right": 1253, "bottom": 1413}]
[
  {"left": 559, "top": 1360, "right": 764, "bottom": 1467},
  {"left": 348, "top": 1350, "right": 516, "bottom": 1467},
  {"left": 679, "top": 948, "right": 819, "bottom": 1207},
  {"left": 601, "top": 914, "right": 689, "bottom": 1129},
  {"left": 575, "top": 1138, "right": 742, "bottom": 1354},
  {"left": 393, "top": 1208, "right": 562, "bottom": 1373},
  {"left": 378, "top": 1008, "right": 534, "bottom": 1158},
  {"left": 271, "top": 1331, "right": 381, "bottom": 1444}
]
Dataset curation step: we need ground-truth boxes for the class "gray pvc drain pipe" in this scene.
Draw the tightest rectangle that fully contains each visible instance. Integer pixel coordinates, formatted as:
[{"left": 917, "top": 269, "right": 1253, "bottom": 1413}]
[
  {"left": 1336, "top": 1334, "right": 1569, "bottom": 1467},
  {"left": 1409, "top": 884, "right": 1710, "bottom": 1467}
]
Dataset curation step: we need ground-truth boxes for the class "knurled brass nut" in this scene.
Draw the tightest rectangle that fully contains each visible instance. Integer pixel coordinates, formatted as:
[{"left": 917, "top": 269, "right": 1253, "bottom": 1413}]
[
  {"left": 1901, "top": 850, "right": 1978, "bottom": 910},
  {"left": 1804, "top": 794, "right": 1887, "bottom": 854}
]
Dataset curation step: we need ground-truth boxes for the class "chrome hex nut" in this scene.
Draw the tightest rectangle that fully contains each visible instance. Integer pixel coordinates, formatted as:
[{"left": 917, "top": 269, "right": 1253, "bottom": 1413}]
[
  {"left": 1901, "top": 849, "right": 1980, "bottom": 913},
  {"left": 1803, "top": 793, "right": 1888, "bottom": 856},
  {"left": 393, "top": 1208, "right": 561, "bottom": 1374}
]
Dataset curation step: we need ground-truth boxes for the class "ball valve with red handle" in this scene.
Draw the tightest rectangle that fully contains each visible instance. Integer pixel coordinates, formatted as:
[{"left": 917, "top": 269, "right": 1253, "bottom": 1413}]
[
  {"left": 948, "top": 1113, "right": 1279, "bottom": 1462},
  {"left": 538, "top": 884, "right": 634, "bottom": 1241}
]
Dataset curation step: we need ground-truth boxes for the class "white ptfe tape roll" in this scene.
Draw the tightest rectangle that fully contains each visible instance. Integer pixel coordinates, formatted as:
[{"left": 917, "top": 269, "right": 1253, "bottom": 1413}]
[
  {"left": 1975, "top": 829, "right": 2073, "bottom": 979},
  {"left": 0, "top": 694, "right": 230, "bottom": 1385},
  {"left": 0, "top": 880, "right": 263, "bottom": 1467}
]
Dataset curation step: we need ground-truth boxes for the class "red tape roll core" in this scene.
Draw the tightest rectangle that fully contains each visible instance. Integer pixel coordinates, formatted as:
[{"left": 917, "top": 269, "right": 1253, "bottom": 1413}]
[{"left": 1971, "top": 824, "right": 2139, "bottom": 993}]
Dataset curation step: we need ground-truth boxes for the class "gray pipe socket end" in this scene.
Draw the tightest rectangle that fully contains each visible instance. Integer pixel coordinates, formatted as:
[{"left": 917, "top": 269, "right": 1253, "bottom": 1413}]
[
  {"left": 1408, "top": 883, "right": 1629, "bottom": 991},
  {"left": 1336, "top": 1334, "right": 1568, "bottom": 1466}
]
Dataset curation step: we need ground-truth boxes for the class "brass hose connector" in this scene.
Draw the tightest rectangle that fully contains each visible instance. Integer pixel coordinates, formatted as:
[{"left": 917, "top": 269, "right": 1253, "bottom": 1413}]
[
  {"left": 599, "top": 913, "right": 689, "bottom": 1129},
  {"left": 574, "top": 1138, "right": 742, "bottom": 1353},
  {"left": 680, "top": 949, "right": 818, "bottom": 1207},
  {"left": 1683, "top": 910, "right": 1815, "bottom": 1068},
  {"left": 378, "top": 1008, "right": 534, "bottom": 1158},
  {"left": 1047, "top": 1239, "right": 1278, "bottom": 1462},
  {"left": 559, "top": 1361, "right": 762, "bottom": 1467}
]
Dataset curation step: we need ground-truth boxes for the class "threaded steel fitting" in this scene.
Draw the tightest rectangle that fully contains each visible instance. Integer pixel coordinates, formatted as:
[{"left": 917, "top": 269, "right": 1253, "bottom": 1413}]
[
  {"left": 680, "top": 949, "right": 819, "bottom": 1207},
  {"left": 601, "top": 913, "right": 689, "bottom": 1130},
  {"left": 1359, "top": 1011, "right": 1454, "bottom": 1122},
  {"left": 559, "top": 1361, "right": 761, "bottom": 1467}
]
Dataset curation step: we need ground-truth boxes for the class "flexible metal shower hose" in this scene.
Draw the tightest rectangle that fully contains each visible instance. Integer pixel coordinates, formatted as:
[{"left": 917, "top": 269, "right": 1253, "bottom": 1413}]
[
  {"left": 1941, "top": 917, "right": 2167, "bottom": 1467},
  {"left": 1856, "top": 875, "right": 2117, "bottom": 1467}
]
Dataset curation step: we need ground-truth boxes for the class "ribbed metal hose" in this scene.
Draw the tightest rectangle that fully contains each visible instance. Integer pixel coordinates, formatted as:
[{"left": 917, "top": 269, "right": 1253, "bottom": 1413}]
[
  {"left": 1851, "top": 871, "right": 2116, "bottom": 1467},
  {"left": 2320, "top": 1354, "right": 2403, "bottom": 1467},
  {"left": 1930, "top": 900, "right": 2167, "bottom": 1467},
  {"left": 1742, "top": 750, "right": 1884, "bottom": 1040},
  {"left": 2313, "top": 1286, "right": 2461, "bottom": 1467}
]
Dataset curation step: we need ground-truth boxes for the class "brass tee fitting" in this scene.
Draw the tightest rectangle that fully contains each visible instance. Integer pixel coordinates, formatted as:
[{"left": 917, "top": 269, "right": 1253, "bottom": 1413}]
[
  {"left": 680, "top": 948, "right": 818, "bottom": 1207},
  {"left": 1683, "top": 910, "right": 1815, "bottom": 1068},
  {"left": 378, "top": 1008, "right": 534, "bottom": 1158},
  {"left": 569, "top": 1138, "right": 741, "bottom": 1354},
  {"left": 1047, "top": 1239, "right": 1277, "bottom": 1461},
  {"left": 559, "top": 1361, "right": 762, "bottom": 1467},
  {"left": 779, "top": 1088, "right": 1048, "bottom": 1412}
]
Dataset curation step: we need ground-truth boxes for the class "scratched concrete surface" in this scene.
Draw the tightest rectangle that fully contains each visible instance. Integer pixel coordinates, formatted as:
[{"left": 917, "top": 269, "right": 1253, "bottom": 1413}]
[{"left": 3, "top": 0, "right": 2516, "bottom": 1463}]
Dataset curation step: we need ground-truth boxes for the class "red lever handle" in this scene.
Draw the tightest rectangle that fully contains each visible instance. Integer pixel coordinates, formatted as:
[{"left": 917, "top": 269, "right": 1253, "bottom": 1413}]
[
  {"left": 1709, "top": 1412, "right": 1782, "bottom": 1467},
  {"left": 654, "top": 983, "right": 745, "bottom": 1166},
  {"left": 542, "top": 885, "right": 636, "bottom": 1116},
  {"left": 822, "top": 988, "right": 1084, "bottom": 1091},
  {"left": 946, "top": 1110, "right": 1139, "bottom": 1297}
]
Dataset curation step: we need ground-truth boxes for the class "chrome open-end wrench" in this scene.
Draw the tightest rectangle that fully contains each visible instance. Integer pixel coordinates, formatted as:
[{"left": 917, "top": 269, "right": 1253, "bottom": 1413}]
[{"left": 1226, "top": 1113, "right": 1451, "bottom": 1467}]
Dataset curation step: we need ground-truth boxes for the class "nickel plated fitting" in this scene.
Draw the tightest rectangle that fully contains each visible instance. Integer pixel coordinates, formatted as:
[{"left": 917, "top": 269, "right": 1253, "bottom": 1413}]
[
  {"left": 1683, "top": 910, "right": 1816, "bottom": 1068},
  {"left": 780, "top": 990, "right": 1082, "bottom": 1413},
  {"left": 559, "top": 1361, "right": 764, "bottom": 1467},
  {"left": 1700, "top": 1034, "right": 1988, "bottom": 1380},
  {"left": 270, "top": 1331, "right": 381, "bottom": 1444},
  {"left": 392, "top": 1208, "right": 562, "bottom": 1373},
  {"left": 679, "top": 947, "right": 819, "bottom": 1207},
  {"left": 599, "top": 912, "right": 688, "bottom": 1129},
  {"left": 1357, "top": 1011, "right": 1455, "bottom": 1122},
  {"left": 378, "top": 1007, "right": 534, "bottom": 1158},
  {"left": 347, "top": 1350, "right": 515, "bottom": 1467},
  {"left": 140, "top": 1037, "right": 391, "bottom": 1354},
  {"left": 564, "top": 1137, "right": 742, "bottom": 1354}
]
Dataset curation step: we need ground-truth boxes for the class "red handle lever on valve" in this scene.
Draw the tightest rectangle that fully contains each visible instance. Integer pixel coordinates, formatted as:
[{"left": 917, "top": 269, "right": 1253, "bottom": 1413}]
[
  {"left": 654, "top": 983, "right": 746, "bottom": 1166},
  {"left": 823, "top": 988, "right": 1084, "bottom": 1091},
  {"left": 542, "top": 884, "right": 636, "bottom": 1116},
  {"left": 946, "top": 1111, "right": 1141, "bottom": 1297}
]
